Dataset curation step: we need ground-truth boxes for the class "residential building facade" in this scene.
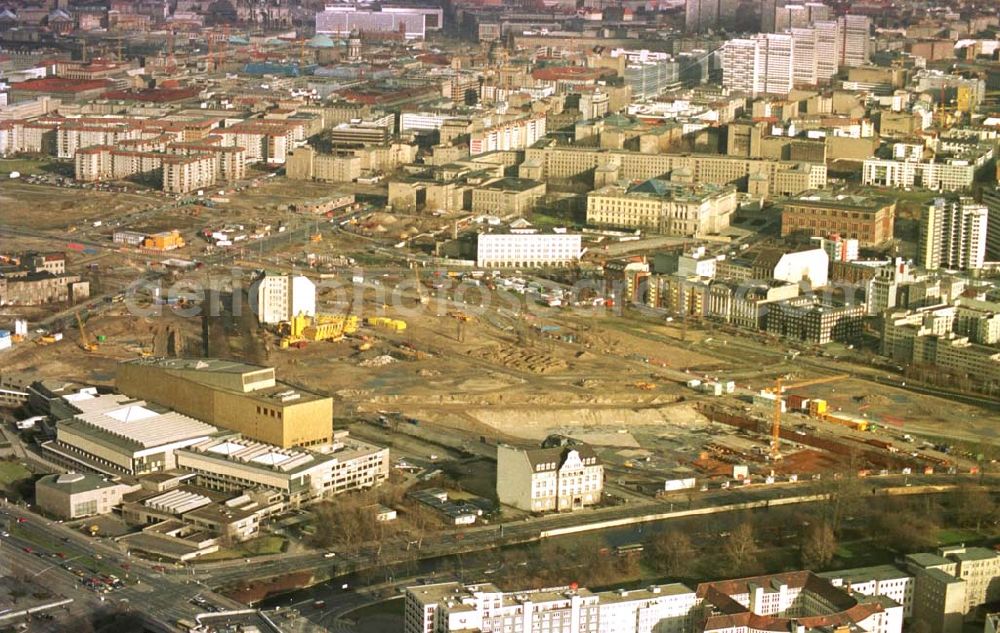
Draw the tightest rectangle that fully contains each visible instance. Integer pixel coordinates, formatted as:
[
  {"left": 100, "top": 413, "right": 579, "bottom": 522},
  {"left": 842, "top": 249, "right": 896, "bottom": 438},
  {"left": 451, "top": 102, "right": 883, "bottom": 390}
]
[{"left": 496, "top": 444, "right": 604, "bottom": 513}]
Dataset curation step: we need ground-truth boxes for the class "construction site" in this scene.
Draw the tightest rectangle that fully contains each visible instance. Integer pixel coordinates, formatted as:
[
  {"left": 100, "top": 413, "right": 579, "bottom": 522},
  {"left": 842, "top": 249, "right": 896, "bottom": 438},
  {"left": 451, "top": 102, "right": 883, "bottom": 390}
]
[{"left": 1, "top": 171, "right": 995, "bottom": 514}]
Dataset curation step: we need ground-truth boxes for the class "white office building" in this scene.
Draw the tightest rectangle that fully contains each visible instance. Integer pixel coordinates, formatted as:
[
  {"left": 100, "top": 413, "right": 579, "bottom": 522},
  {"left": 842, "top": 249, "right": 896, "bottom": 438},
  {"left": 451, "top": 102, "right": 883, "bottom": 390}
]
[
  {"left": 721, "top": 34, "right": 794, "bottom": 97},
  {"left": 400, "top": 112, "right": 455, "bottom": 133},
  {"left": 862, "top": 155, "right": 985, "bottom": 192},
  {"left": 315, "top": 5, "right": 439, "bottom": 39},
  {"left": 918, "top": 197, "right": 988, "bottom": 271},
  {"left": 175, "top": 433, "right": 390, "bottom": 509},
  {"left": 251, "top": 273, "right": 316, "bottom": 325},
  {"left": 476, "top": 230, "right": 582, "bottom": 269}
]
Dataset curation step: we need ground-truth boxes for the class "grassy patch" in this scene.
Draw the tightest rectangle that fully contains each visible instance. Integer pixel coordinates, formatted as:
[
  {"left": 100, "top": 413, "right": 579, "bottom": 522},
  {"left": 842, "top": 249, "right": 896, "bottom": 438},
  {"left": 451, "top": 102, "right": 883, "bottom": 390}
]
[
  {"left": 0, "top": 461, "right": 31, "bottom": 486},
  {"left": 343, "top": 595, "right": 405, "bottom": 621},
  {"left": 0, "top": 157, "right": 49, "bottom": 177},
  {"left": 197, "top": 535, "right": 286, "bottom": 561},
  {"left": 937, "top": 528, "right": 982, "bottom": 546},
  {"left": 529, "top": 207, "right": 585, "bottom": 229},
  {"left": 832, "top": 539, "right": 891, "bottom": 566}
]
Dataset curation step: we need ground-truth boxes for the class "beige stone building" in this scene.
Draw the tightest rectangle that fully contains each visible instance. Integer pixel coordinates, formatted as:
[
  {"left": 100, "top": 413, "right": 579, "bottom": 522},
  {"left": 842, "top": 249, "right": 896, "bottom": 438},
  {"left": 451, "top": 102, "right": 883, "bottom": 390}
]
[
  {"left": 496, "top": 443, "right": 603, "bottom": 512},
  {"left": 587, "top": 179, "right": 737, "bottom": 236},
  {"left": 175, "top": 433, "right": 389, "bottom": 508},
  {"left": 35, "top": 473, "right": 138, "bottom": 519},
  {"left": 470, "top": 177, "right": 546, "bottom": 216},
  {"left": 520, "top": 143, "right": 826, "bottom": 195},
  {"left": 116, "top": 358, "right": 334, "bottom": 449}
]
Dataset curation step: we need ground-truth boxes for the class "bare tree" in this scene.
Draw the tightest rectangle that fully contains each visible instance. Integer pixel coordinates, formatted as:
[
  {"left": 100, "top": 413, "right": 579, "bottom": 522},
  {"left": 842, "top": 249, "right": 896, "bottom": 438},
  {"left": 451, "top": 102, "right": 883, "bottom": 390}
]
[
  {"left": 953, "top": 483, "right": 995, "bottom": 531},
  {"left": 874, "top": 507, "right": 938, "bottom": 554},
  {"left": 723, "top": 522, "right": 758, "bottom": 577},
  {"left": 649, "top": 530, "right": 694, "bottom": 578},
  {"left": 800, "top": 521, "right": 837, "bottom": 570}
]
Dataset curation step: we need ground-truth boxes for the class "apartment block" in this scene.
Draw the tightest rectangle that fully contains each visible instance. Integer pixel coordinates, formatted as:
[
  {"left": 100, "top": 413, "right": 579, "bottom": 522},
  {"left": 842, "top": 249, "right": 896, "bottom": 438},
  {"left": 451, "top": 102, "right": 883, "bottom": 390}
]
[
  {"left": 250, "top": 273, "right": 316, "bottom": 326},
  {"left": 954, "top": 299, "right": 1000, "bottom": 345},
  {"left": 882, "top": 307, "right": 1000, "bottom": 390},
  {"left": 981, "top": 186, "right": 1000, "bottom": 261},
  {"left": 476, "top": 229, "right": 581, "bottom": 268},
  {"left": 521, "top": 144, "right": 827, "bottom": 195},
  {"left": 838, "top": 15, "right": 871, "bottom": 67},
  {"left": 162, "top": 154, "right": 218, "bottom": 195},
  {"left": 820, "top": 564, "right": 915, "bottom": 618},
  {"left": 906, "top": 547, "right": 1000, "bottom": 633},
  {"left": 721, "top": 34, "right": 794, "bottom": 97},
  {"left": 405, "top": 571, "right": 901, "bottom": 633},
  {"left": 918, "top": 197, "right": 988, "bottom": 271},
  {"left": 469, "top": 115, "right": 546, "bottom": 155}
]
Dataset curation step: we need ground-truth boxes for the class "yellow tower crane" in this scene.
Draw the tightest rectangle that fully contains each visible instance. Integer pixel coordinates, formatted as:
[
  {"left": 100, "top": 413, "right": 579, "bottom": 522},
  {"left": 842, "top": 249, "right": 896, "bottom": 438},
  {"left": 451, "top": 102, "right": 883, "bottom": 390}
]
[{"left": 769, "top": 373, "right": 850, "bottom": 460}]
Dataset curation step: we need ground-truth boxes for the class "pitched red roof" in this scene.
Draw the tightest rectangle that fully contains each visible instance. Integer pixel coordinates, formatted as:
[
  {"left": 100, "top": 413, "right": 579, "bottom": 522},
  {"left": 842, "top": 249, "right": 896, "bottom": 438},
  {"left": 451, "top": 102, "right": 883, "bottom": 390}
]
[{"left": 12, "top": 77, "right": 110, "bottom": 94}]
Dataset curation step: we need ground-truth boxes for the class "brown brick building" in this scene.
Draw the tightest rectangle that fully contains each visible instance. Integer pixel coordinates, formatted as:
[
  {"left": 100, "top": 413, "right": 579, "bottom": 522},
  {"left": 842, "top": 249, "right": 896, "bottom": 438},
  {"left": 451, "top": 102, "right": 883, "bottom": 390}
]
[{"left": 781, "top": 191, "right": 895, "bottom": 247}]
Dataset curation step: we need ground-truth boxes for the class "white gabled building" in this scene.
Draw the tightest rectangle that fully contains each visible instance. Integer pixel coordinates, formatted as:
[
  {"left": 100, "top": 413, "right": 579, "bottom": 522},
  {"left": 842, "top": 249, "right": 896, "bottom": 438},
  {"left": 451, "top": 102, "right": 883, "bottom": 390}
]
[
  {"left": 251, "top": 273, "right": 316, "bottom": 325},
  {"left": 496, "top": 443, "right": 603, "bottom": 512}
]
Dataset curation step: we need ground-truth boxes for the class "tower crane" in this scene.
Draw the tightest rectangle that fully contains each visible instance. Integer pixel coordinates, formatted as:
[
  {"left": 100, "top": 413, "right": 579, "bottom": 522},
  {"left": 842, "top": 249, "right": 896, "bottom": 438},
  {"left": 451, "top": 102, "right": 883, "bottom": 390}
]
[{"left": 769, "top": 373, "right": 850, "bottom": 460}]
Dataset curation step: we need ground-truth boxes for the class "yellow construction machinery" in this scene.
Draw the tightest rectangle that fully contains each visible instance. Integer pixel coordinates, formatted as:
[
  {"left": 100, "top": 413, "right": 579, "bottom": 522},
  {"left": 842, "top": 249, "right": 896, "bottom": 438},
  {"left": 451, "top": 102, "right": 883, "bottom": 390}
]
[
  {"left": 633, "top": 381, "right": 656, "bottom": 391},
  {"left": 279, "top": 312, "right": 359, "bottom": 348},
  {"left": 365, "top": 316, "right": 407, "bottom": 332},
  {"left": 76, "top": 311, "right": 97, "bottom": 352},
  {"left": 303, "top": 314, "right": 359, "bottom": 342},
  {"left": 768, "top": 373, "right": 850, "bottom": 460}
]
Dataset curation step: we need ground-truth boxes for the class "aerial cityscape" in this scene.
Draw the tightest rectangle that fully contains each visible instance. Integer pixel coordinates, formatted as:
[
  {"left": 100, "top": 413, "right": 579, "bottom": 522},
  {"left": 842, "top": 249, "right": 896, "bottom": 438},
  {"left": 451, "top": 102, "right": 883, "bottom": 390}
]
[{"left": 0, "top": 0, "right": 999, "bottom": 631}]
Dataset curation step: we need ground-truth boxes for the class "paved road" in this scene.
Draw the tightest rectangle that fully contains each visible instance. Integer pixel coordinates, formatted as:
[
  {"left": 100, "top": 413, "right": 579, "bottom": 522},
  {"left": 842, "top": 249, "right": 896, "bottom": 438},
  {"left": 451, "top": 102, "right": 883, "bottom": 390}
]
[{"left": 0, "top": 502, "right": 242, "bottom": 631}]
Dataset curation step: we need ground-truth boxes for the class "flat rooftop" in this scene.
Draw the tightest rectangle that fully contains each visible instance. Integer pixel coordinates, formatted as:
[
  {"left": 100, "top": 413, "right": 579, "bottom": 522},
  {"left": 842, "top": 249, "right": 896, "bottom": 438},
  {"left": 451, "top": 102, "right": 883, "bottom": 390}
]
[
  {"left": 69, "top": 393, "right": 218, "bottom": 448},
  {"left": 786, "top": 190, "right": 895, "bottom": 211},
  {"left": 818, "top": 564, "right": 910, "bottom": 583},
  {"left": 479, "top": 177, "right": 545, "bottom": 192}
]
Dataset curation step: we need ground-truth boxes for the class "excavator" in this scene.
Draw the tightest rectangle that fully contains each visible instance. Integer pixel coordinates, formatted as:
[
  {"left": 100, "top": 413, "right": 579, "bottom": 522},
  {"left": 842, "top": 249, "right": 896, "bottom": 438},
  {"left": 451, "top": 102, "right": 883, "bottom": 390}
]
[
  {"left": 76, "top": 311, "right": 97, "bottom": 353},
  {"left": 413, "top": 265, "right": 429, "bottom": 306}
]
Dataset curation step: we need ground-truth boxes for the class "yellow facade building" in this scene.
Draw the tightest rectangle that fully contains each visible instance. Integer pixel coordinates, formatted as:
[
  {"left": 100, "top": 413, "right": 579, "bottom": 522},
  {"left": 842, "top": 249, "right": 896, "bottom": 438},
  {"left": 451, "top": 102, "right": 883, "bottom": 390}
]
[{"left": 116, "top": 358, "right": 334, "bottom": 448}]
